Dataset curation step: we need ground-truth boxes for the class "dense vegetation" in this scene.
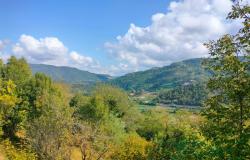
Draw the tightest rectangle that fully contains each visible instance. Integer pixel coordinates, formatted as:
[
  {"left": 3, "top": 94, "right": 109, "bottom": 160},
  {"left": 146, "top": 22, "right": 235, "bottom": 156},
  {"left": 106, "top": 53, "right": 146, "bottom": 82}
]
[
  {"left": 0, "top": 2, "right": 249, "bottom": 160},
  {"left": 110, "top": 58, "right": 211, "bottom": 92},
  {"left": 110, "top": 58, "right": 212, "bottom": 105},
  {"left": 156, "top": 83, "right": 208, "bottom": 106}
]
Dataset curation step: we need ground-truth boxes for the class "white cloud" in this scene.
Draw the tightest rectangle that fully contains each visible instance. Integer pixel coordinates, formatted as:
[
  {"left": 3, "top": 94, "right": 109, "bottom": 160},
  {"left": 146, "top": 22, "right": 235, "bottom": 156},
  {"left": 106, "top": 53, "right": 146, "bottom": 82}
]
[
  {"left": 0, "top": 41, "right": 4, "bottom": 50},
  {"left": 8, "top": 34, "right": 101, "bottom": 73},
  {"left": 12, "top": 34, "right": 68, "bottom": 65},
  {"left": 105, "top": 0, "right": 242, "bottom": 73},
  {"left": 0, "top": 40, "right": 12, "bottom": 61},
  {"left": 70, "top": 51, "right": 94, "bottom": 66},
  {"left": 69, "top": 51, "right": 102, "bottom": 72},
  {"left": 0, "top": 40, "right": 9, "bottom": 52}
]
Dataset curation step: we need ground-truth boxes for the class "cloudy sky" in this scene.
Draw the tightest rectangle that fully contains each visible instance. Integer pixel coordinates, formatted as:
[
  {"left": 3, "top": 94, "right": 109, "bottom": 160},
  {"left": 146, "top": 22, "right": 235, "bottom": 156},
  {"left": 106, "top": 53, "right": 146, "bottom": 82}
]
[{"left": 0, "top": 0, "right": 246, "bottom": 75}]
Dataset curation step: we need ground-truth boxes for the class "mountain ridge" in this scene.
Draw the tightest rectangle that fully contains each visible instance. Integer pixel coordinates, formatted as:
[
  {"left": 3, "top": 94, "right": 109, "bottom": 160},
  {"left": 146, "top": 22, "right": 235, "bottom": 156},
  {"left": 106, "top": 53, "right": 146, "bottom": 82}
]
[
  {"left": 110, "top": 58, "right": 211, "bottom": 91},
  {"left": 30, "top": 63, "right": 112, "bottom": 85},
  {"left": 30, "top": 58, "right": 211, "bottom": 92}
]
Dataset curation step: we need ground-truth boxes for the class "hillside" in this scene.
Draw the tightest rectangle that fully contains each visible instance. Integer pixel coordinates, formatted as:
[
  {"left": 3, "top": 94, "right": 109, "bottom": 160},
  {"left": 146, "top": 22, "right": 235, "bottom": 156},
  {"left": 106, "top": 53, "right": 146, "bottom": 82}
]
[
  {"left": 30, "top": 64, "right": 111, "bottom": 85},
  {"left": 110, "top": 58, "right": 211, "bottom": 92}
]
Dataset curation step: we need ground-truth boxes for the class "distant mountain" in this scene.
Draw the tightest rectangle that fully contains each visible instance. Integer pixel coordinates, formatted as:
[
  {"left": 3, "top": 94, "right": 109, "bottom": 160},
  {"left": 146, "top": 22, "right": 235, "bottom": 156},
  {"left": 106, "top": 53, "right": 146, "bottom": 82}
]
[
  {"left": 30, "top": 64, "right": 111, "bottom": 85},
  {"left": 30, "top": 58, "right": 211, "bottom": 93},
  {"left": 110, "top": 58, "right": 211, "bottom": 92}
]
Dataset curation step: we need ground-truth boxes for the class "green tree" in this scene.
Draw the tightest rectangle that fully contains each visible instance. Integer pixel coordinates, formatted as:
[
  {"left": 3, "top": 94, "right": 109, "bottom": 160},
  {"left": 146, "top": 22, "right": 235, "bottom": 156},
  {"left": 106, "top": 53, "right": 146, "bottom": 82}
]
[
  {"left": 4, "top": 56, "right": 32, "bottom": 89},
  {"left": 26, "top": 84, "right": 73, "bottom": 160},
  {"left": 70, "top": 86, "right": 142, "bottom": 159},
  {"left": 137, "top": 108, "right": 167, "bottom": 141},
  {"left": 23, "top": 73, "right": 55, "bottom": 120},
  {"left": 202, "top": 1, "right": 250, "bottom": 159},
  {"left": 0, "top": 56, "right": 32, "bottom": 140},
  {"left": 70, "top": 85, "right": 141, "bottom": 131},
  {"left": 0, "top": 79, "right": 18, "bottom": 138},
  {"left": 147, "top": 110, "right": 209, "bottom": 160},
  {"left": 147, "top": 130, "right": 210, "bottom": 160},
  {"left": 18, "top": 72, "right": 74, "bottom": 159},
  {"left": 93, "top": 84, "right": 141, "bottom": 132},
  {"left": 70, "top": 92, "right": 126, "bottom": 141},
  {"left": 157, "top": 83, "right": 208, "bottom": 106}
]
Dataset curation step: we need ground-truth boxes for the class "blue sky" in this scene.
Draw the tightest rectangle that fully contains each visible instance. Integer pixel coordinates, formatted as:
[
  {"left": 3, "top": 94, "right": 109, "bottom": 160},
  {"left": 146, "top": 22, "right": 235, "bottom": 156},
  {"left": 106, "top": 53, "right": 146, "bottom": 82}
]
[
  {"left": 0, "top": 0, "right": 243, "bottom": 75},
  {"left": 0, "top": 0, "right": 170, "bottom": 65}
]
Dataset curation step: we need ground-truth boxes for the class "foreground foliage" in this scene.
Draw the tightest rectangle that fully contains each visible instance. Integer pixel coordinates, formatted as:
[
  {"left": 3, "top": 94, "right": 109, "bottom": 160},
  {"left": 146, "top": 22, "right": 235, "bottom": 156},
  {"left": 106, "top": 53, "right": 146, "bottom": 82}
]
[{"left": 202, "top": 1, "right": 250, "bottom": 159}]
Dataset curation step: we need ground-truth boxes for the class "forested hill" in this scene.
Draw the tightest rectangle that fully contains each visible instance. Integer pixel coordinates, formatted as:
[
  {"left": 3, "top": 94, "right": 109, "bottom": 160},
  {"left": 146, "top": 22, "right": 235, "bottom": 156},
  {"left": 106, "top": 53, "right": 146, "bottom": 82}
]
[
  {"left": 30, "top": 64, "right": 111, "bottom": 84},
  {"left": 31, "top": 58, "right": 211, "bottom": 92},
  {"left": 110, "top": 58, "right": 211, "bottom": 92}
]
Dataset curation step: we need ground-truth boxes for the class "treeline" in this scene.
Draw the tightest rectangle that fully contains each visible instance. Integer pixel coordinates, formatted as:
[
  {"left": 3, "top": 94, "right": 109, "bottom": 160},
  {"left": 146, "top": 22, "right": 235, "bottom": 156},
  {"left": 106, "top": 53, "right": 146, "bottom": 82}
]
[{"left": 156, "top": 83, "right": 208, "bottom": 106}]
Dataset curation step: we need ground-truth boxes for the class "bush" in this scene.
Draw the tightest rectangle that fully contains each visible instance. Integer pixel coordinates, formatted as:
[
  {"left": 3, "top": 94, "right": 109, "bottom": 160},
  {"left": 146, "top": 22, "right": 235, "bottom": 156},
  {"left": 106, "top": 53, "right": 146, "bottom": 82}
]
[{"left": 0, "top": 139, "right": 36, "bottom": 160}]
